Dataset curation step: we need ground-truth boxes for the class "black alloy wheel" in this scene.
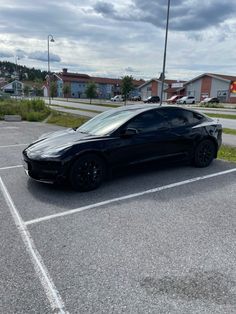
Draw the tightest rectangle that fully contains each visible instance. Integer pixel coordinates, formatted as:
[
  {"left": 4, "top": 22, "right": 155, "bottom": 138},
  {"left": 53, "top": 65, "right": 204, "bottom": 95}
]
[
  {"left": 70, "top": 154, "right": 106, "bottom": 191},
  {"left": 194, "top": 139, "right": 216, "bottom": 167}
]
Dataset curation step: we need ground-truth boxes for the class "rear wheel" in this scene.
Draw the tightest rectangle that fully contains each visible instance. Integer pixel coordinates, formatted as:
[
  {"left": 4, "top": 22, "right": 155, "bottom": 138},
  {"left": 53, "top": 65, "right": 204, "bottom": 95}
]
[
  {"left": 70, "top": 154, "right": 106, "bottom": 191},
  {"left": 194, "top": 140, "right": 216, "bottom": 167}
]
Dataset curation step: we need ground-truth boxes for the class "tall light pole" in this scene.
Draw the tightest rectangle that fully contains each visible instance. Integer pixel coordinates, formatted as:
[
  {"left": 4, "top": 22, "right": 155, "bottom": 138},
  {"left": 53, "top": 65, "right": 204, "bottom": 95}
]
[
  {"left": 47, "top": 34, "right": 55, "bottom": 105},
  {"left": 160, "top": 0, "right": 171, "bottom": 106}
]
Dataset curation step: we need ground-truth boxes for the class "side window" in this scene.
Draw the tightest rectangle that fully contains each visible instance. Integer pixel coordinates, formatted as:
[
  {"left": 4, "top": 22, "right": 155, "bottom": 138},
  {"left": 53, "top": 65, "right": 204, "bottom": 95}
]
[
  {"left": 192, "top": 112, "right": 204, "bottom": 123},
  {"left": 126, "top": 111, "right": 168, "bottom": 133},
  {"left": 159, "top": 108, "right": 192, "bottom": 127}
]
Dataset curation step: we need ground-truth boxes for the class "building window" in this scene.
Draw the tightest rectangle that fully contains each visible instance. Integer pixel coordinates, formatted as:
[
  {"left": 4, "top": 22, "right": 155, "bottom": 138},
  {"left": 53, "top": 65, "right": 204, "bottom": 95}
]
[{"left": 217, "top": 90, "right": 228, "bottom": 102}]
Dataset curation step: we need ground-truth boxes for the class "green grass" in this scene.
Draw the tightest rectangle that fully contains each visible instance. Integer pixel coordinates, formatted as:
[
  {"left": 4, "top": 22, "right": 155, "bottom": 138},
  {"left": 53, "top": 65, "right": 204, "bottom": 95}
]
[
  {"left": 207, "top": 113, "right": 236, "bottom": 120},
  {"left": 218, "top": 145, "right": 236, "bottom": 163},
  {"left": 46, "top": 111, "right": 89, "bottom": 128},
  {"left": 223, "top": 128, "right": 236, "bottom": 135},
  {"left": 0, "top": 99, "right": 50, "bottom": 121}
]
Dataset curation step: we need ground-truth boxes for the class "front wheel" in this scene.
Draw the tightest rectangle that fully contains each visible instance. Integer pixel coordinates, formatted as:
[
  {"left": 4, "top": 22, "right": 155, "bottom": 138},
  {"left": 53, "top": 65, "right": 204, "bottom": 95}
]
[
  {"left": 193, "top": 140, "right": 216, "bottom": 167},
  {"left": 69, "top": 154, "right": 106, "bottom": 191}
]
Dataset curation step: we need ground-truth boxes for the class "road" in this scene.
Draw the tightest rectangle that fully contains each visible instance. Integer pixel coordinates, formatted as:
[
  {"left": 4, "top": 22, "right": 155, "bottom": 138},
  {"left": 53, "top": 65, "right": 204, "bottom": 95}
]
[{"left": 48, "top": 99, "right": 236, "bottom": 147}]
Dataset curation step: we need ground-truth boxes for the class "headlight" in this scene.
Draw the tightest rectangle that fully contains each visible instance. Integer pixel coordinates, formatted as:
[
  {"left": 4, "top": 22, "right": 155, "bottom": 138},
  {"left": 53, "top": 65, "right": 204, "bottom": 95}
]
[{"left": 41, "top": 144, "right": 72, "bottom": 158}]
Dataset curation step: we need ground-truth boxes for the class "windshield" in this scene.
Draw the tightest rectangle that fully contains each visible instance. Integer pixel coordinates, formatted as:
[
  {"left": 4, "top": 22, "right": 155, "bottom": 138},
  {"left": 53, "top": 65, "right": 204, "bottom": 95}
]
[{"left": 77, "top": 108, "right": 140, "bottom": 136}]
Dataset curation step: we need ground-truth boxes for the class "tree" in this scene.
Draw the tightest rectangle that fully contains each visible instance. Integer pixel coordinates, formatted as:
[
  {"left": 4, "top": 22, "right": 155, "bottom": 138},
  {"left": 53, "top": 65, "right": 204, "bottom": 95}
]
[
  {"left": 63, "top": 83, "right": 71, "bottom": 101},
  {"left": 50, "top": 81, "right": 57, "bottom": 99},
  {"left": 121, "top": 76, "right": 134, "bottom": 105},
  {"left": 23, "top": 85, "right": 30, "bottom": 97},
  {"left": 85, "top": 82, "right": 97, "bottom": 104}
]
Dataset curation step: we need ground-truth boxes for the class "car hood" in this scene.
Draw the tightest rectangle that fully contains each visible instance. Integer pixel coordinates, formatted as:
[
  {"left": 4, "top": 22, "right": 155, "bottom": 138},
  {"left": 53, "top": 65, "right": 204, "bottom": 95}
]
[{"left": 24, "top": 128, "right": 103, "bottom": 159}]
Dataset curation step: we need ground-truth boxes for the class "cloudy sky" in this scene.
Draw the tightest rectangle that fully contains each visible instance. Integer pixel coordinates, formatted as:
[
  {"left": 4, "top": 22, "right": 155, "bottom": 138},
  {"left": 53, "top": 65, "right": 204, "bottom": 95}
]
[{"left": 0, "top": 0, "right": 236, "bottom": 80}]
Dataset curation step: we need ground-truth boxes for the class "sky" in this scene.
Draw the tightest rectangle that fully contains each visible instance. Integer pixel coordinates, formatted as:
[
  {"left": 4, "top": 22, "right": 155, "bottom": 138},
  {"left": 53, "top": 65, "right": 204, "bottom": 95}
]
[{"left": 0, "top": 0, "right": 236, "bottom": 81}]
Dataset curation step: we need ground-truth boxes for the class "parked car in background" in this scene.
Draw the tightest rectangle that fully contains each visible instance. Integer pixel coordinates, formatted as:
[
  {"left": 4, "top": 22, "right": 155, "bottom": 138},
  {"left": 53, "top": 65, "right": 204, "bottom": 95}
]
[
  {"left": 111, "top": 95, "right": 124, "bottom": 102},
  {"left": 23, "top": 105, "right": 222, "bottom": 192},
  {"left": 144, "top": 96, "right": 160, "bottom": 103},
  {"left": 177, "top": 96, "right": 195, "bottom": 104},
  {"left": 200, "top": 97, "right": 220, "bottom": 104},
  {"left": 131, "top": 95, "right": 141, "bottom": 101},
  {"left": 166, "top": 95, "right": 183, "bottom": 104}
]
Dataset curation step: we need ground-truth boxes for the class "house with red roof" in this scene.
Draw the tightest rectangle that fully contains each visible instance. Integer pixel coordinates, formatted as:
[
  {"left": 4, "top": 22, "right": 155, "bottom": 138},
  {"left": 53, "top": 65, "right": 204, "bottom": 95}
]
[
  {"left": 179, "top": 73, "right": 236, "bottom": 103},
  {"left": 138, "top": 78, "right": 186, "bottom": 101},
  {"left": 48, "top": 68, "right": 145, "bottom": 99},
  {"left": 138, "top": 73, "right": 236, "bottom": 103}
]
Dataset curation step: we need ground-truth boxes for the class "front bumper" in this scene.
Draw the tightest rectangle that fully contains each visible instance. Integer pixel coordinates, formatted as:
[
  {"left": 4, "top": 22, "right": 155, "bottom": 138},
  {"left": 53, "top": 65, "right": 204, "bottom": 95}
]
[{"left": 22, "top": 154, "right": 68, "bottom": 184}]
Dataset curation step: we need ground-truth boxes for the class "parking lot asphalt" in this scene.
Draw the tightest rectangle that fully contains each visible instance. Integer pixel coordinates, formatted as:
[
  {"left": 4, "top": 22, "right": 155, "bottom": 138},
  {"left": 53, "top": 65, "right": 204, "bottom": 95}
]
[{"left": 1, "top": 121, "right": 236, "bottom": 313}]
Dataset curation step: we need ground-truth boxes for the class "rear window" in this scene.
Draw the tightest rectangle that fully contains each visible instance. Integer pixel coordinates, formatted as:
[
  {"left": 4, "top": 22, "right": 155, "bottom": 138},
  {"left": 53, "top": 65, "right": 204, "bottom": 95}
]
[{"left": 158, "top": 108, "right": 205, "bottom": 127}]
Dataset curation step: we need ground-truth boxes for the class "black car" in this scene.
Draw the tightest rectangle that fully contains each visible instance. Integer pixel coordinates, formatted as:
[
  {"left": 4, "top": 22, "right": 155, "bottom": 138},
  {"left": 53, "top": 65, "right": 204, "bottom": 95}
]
[
  {"left": 200, "top": 97, "right": 220, "bottom": 104},
  {"left": 23, "top": 105, "right": 222, "bottom": 191},
  {"left": 144, "top": 96, "right": 160, "bottom": 103}
]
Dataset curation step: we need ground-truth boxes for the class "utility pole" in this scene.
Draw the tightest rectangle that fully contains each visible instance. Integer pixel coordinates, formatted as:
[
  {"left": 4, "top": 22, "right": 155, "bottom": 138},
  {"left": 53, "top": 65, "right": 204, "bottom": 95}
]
[
  {"left": 47, "top": 34, "right": 55, "bottom": 105},
  {"left": 160, "top": 0, "right": 171, "bottom": 106}
]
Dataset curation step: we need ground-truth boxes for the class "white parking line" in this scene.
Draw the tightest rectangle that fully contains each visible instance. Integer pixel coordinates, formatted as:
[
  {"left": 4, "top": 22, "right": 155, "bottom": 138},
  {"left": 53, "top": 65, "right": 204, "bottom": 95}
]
[
  {"left": 25, "top": 168, "right": 236, "bottom": 226},
  {"left": 0, "top": 143, "right": 28, "bottom": 148},
  {"left": 0, "top": 165, "right": 23, "bottom": 171},
  {"left": 0, "top": 177, "right": 68, "bottom": 314},
  {"left": 0, "top": 126, "right": 19, "bottom": 129}
]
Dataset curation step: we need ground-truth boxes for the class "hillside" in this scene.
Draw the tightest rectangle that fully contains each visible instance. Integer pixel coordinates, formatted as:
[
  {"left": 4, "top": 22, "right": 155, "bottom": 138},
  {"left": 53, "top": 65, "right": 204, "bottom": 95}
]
[{"left": 0, "top": 61, "right": 47, "bottom": 82}]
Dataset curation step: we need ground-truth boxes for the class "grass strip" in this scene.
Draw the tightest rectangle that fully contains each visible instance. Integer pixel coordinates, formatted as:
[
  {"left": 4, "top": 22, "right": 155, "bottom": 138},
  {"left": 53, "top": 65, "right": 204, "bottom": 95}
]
[
  {"left": 207, "top": 113, "right": 236, "bottom": 120},
  {"left": 223, "top": 128, "right": 236, "bottom": 135},
  {"left": 218, "top": 145, "right": 236, "bottom": 163},
  {"left": 46, "top": 111, "right": 89, "bottom": 128}
]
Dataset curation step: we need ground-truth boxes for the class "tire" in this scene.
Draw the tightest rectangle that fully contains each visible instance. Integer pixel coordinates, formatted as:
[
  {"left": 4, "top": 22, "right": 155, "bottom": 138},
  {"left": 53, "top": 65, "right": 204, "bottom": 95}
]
[
  {"left": 193, "top": 140, "right": 216, "bottom": 168},
  {"left": 69, "top": 154, "right": 106, "bottom": 191},
  {"left": 183, "top": 101, "right": 186, "bottom": 104}
]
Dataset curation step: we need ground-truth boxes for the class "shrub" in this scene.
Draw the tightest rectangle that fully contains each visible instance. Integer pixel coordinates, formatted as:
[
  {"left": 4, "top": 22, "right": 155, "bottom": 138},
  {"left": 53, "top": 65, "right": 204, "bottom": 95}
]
[{"left": 0, "top": 99, "right": 50, "bottom": 121}]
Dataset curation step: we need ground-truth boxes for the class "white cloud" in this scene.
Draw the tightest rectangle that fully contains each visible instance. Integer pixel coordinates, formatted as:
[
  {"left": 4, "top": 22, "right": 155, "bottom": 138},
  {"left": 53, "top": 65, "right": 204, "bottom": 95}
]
[{"left": 0, "top": 0, "right": 235, "bottom": 80}]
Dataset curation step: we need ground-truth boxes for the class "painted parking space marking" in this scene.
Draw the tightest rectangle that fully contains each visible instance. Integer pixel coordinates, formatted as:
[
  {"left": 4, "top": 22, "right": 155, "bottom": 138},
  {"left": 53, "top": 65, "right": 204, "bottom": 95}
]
[
  {"left": 0, "top": 165, "right": 23, "bottom": 171},
  {"left": 0, "top": 126, "right": 19, "bottom": 129},
  {"left": 0, "top": 143, "right": 28, "bottom": 148},
  {"left": 25, "top": 168, "right": 236, "bottom": 226},
  {"left": 0, "top": 177, "right": 68, "bottom": 314}
]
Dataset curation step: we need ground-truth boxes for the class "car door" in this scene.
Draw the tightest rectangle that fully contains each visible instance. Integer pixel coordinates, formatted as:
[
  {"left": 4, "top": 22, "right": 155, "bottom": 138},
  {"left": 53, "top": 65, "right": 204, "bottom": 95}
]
[
  {"left": 158, "top": 108, "right": 200, "bottom": 157},
  {"left": 108, "top": 110, "right": 172, "bottom": 166}
]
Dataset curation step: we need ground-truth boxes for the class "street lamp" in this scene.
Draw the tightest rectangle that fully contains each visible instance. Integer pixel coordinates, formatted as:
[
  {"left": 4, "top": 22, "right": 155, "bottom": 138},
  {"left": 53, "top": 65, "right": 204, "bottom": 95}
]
[
  {"left": 160, "top": 0, "right": 171, "bottom": 106},
  {"left": 47, "top": 34, "right": 55, "bottom": 105}
]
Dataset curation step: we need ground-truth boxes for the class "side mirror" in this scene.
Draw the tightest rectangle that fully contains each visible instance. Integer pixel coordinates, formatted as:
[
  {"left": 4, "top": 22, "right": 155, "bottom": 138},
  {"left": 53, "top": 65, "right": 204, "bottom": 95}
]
[{"left": 120, "top": 128, "right": 138, "bottom": 137}]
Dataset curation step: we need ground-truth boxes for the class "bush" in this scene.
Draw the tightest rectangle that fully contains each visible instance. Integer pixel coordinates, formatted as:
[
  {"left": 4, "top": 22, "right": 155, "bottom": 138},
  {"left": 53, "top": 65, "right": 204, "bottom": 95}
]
[
  {"left": 199, "top": 102, "right": 224, "bottom": 108},
  {"left": 0, "top": 99, "right": 50, "bottom": 121}
]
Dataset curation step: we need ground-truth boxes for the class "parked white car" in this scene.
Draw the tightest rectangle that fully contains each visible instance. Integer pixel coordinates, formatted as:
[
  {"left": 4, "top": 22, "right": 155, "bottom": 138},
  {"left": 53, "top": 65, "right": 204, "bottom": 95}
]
[
  {"left": 177, "top": 96, "right": 195, "bottom": 104},
  {"left": 111, "top": 95, "right": 124, "bottom": 102}
]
